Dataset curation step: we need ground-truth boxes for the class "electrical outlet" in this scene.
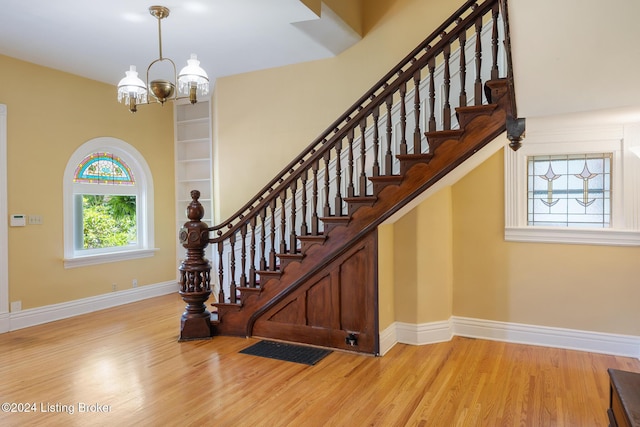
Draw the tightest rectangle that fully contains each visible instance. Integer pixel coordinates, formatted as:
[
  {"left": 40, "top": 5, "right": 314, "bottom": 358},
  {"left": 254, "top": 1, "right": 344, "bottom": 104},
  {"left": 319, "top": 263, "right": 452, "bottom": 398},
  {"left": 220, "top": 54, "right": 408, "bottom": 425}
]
[
  {"left": 10, "top": 301, "right": 21, "bottom": 312},
  {"left": 112, "top": 283, "right": 117, "bottom": 292},
  {"left": 132, "top": 279, "right": 138, "bottom": 288}
]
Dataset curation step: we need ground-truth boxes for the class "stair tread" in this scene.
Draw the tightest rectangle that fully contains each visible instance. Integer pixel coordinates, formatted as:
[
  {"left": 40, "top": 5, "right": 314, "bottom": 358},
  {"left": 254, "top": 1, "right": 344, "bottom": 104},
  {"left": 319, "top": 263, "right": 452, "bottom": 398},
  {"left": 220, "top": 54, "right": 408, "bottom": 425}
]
[
  {"left": 297, "top": 234, "right": 326, "bottom": 241},
  {"left": 236, "top": 286, "right": 262, "bottom": 293},
  {"left": 396, "top": 153, "right": 434, "bottom": 160},
  {"left": 297, "top": 234, "right": 328, "bottom": 255},
  {"left": 257, "top": 269, "right": 283, "bottom": 275},
  {"left": 277, "top": 252, "right": 304, "bottom": 258},
  {"left": 214, "top": 302, "right": 242, "bottom": 307},
  {"left": 456, "top": 103, "right": 497, "bottom": 114},
  {"left": 318, "top": 216, "right": 350, "bottom": 223},
  {"left": 369, "top": 175, "right": 403, "bottom": 182},
  {"left": 343, "top": 196, "right": 377, "bottom": 203},
  {"left": 424, "top": 128, "right": 464, "bottom": 138},
  {"left": 369, "top": 175, "right": 404, "bottom": 194}
]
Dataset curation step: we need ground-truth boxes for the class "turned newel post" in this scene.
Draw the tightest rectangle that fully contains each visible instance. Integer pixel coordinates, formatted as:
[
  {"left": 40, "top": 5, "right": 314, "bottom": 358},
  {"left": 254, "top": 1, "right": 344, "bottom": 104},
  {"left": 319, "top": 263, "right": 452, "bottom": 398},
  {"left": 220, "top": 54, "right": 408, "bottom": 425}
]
[{"left": 178, "top": 190, "right": 213, "bottom": 341}]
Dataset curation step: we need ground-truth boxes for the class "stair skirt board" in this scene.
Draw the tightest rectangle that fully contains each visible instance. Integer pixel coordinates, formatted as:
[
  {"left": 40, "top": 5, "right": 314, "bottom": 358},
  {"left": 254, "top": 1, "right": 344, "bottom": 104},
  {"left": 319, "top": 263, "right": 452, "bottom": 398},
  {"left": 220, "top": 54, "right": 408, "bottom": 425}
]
[{"left": 379, "top": 317, "right": 640, "bottom": 358}]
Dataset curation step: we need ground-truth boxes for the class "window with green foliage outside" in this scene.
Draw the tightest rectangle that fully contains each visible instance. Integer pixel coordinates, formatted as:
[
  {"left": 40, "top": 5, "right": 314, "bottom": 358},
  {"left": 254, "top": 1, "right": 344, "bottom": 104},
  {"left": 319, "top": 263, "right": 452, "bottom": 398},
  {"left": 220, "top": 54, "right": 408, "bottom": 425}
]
[
  {"left": 80, "top": 195, "right": 136, "bottom": 249},
  {"left": 73, "top": 152, "right": 138, "bottom": 251}
]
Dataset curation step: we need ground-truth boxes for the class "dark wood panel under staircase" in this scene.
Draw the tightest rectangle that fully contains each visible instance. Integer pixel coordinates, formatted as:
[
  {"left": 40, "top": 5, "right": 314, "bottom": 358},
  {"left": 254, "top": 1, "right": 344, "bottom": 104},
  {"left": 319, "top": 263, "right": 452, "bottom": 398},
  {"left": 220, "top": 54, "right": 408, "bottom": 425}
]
[{"left": 177, "top": 0, "right": 523, "bottom": 355}]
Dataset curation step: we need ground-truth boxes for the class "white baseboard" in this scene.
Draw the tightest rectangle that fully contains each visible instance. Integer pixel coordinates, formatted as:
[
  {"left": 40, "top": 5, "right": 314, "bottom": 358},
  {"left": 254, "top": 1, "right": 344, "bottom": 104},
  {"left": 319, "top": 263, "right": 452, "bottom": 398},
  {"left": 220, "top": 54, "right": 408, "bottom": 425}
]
[
  {"left": 452, "top": 316, "right": 640, "bottom": 358},
  {"left": 397, "top": 320, "right": 453, "bottom": 346},
  {"left": 379, "top": 322, "right": 398, "bottom": 356},
  {"left": 7, "top": 281, "right": 177, "bottom": 331},
  {"left": 379, "top": 316, "right": 640, "bottom": 358},
  {"left": 379, "top": 320, "right": 453, "bottom": 356}
]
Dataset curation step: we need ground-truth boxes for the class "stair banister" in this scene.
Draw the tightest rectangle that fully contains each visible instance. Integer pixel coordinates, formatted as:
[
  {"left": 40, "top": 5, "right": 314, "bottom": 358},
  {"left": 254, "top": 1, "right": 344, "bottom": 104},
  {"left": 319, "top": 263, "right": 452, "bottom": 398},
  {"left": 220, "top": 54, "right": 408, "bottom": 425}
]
[
  {"left": 207, "top": 0, "right": 499, "bottom": 243},
  {"left": 178, "top": 0, "right": 514, "bottom": 342}
]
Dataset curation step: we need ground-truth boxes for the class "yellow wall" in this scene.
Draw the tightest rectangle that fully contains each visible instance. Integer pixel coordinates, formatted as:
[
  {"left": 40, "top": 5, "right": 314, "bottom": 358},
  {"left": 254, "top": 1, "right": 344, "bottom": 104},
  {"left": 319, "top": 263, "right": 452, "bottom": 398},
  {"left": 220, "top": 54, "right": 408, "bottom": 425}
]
[
  {"left": 212, "top": 0, "right": 458, "bottom": 219},
  {"left": 377, "top": 223, "right": 395, "bottom": 330},
  {"left": 1, "top": 55, "right": 176, "bottom": 310},
  {"left": 391, "top": 188, "right": 453, "bottom": 325},
  {"left": 383, "top": 144, "right": 640, "bottom": 337},
  {"left": 452, "top": 149, "right": 640, "bottom": 336}
]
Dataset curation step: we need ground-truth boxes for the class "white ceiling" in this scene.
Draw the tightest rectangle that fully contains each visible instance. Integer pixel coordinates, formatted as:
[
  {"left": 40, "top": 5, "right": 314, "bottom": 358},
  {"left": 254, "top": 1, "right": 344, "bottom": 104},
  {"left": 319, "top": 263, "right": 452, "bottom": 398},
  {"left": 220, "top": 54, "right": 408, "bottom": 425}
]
[
  {"left": 0, "top": 0, "right": 359, "bottom": 87},
  {"left": 1, "top": 0, "right": 639, "bottom": 120},
  {"left": 510, "top": 0, "right": 640, "bottom": 119}
]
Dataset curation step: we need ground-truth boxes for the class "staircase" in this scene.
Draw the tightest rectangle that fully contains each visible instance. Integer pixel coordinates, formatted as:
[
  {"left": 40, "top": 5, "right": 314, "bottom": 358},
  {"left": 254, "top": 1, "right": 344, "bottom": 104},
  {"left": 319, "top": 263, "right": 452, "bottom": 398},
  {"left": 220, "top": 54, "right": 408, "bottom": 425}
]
[{"left": 178, "top": 0, "right": 519, "bottom": 354}]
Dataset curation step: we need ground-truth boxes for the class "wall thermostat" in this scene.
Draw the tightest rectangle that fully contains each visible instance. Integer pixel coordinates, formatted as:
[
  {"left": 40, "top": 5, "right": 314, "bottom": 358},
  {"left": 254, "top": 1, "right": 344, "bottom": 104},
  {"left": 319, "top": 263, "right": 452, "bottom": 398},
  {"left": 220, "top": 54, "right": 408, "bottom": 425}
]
[{"left": 10, "top": 214, "right": 26, "bottom": 227}]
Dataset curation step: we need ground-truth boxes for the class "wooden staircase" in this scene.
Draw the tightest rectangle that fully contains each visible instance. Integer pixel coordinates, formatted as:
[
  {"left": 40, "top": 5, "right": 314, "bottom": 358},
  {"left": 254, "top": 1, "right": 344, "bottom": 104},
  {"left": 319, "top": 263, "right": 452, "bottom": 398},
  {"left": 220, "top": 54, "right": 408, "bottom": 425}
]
[
  {"left": 214, "top": 79, "right": 510, "bottom": 350},
  {"left": 177, "top": 0, "right": 520, "bottom": 354}
]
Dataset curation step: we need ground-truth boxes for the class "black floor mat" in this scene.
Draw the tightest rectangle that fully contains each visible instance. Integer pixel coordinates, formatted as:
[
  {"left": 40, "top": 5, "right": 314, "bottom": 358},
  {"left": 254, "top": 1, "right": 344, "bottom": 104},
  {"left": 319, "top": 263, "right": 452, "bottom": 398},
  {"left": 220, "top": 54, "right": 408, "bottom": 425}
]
[{"left": 239, "top": 340, "right": 332, "bottom": 365}]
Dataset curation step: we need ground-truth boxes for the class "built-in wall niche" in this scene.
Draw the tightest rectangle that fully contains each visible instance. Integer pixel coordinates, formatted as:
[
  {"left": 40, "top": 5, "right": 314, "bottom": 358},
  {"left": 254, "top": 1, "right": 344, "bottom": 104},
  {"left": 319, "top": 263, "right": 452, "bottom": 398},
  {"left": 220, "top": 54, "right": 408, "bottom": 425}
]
[{"left": 174, "top": 100, "right": 213, "bottom": 275}]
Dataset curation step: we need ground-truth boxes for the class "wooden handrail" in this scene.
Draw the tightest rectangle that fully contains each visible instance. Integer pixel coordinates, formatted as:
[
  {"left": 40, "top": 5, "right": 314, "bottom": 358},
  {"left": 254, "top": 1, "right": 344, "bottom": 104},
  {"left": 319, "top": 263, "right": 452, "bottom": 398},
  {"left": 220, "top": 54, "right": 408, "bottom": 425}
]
[
  {"left": 209, "top": 0, "right": 499, "bottom": 242},
  {"left": 176, "top": 0, "right": 514, "bottom": 316}
]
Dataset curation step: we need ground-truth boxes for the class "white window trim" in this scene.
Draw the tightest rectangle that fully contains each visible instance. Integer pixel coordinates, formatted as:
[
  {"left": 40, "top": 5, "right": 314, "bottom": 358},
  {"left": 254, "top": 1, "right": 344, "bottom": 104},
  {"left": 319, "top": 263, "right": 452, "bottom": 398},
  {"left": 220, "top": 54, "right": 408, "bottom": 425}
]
[
  {"left": 63, "top": 137, "right": 157, "bottom": 268},
  {"left": 505, "top": 122, "right": 640, "bottom": 246}
]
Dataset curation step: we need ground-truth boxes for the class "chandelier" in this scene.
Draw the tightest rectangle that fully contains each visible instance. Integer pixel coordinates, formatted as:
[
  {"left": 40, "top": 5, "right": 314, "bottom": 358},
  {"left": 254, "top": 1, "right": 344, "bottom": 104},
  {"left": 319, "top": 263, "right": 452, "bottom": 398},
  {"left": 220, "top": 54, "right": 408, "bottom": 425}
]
[{"left": 117, "top": 6, "right": 209, "bottom": 113}]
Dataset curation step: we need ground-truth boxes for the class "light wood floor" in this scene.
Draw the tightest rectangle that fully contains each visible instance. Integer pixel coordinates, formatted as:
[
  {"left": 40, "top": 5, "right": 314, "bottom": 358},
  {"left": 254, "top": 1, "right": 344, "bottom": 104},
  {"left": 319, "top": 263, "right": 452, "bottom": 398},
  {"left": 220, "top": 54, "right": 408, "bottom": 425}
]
[{"left": 0, "top": 294, "right": 638, "bottom": 426}]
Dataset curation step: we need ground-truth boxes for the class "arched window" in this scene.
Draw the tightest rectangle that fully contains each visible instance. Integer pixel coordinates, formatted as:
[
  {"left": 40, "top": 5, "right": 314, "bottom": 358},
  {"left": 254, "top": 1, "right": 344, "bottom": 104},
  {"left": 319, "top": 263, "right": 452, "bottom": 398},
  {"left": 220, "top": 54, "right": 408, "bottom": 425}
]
[{"left": 63, "top": 137, "right": 156, "bottom": 268}]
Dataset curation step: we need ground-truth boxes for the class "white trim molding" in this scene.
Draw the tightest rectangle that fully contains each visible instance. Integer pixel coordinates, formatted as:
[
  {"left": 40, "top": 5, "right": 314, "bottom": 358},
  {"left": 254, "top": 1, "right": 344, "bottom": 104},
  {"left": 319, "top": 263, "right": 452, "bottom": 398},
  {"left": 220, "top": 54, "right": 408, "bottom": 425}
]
[
  {"left": 0, "top": 104, "right": 8, "bottom": 332},
  {"left": 452, "top": 316, "right": 640, "bottom": 358},
  {"left": 6, "top": 281, "right": 177, "bottom": 332},
  {"left": 64, "top": 248, "right": 159, "bottom": 269},
  {"left": 396, "top": 320, "right": 453, "bottom": 347},
  {"left": 380, "top": 317, "right": 640, "bottom": 358},
  {"left": 63, "top": 137, "right": 156, "bottom": 267},
  {"left": 379, "top": 322, "right": 398, "bottom": 356},
  {"left": 378, "top": 320, "right": 454, "bottom": 356}
]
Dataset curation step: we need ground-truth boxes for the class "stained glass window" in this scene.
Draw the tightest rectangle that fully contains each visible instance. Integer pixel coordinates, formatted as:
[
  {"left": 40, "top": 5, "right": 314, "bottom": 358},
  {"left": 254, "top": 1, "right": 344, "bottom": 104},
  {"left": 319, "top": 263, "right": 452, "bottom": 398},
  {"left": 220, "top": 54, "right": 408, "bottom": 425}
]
[
  {"left": 527, "top": 154, "right": 611, "bottom": 227},
  {"left": 73, "top": 152, "right": 134, "bottom": 185}
]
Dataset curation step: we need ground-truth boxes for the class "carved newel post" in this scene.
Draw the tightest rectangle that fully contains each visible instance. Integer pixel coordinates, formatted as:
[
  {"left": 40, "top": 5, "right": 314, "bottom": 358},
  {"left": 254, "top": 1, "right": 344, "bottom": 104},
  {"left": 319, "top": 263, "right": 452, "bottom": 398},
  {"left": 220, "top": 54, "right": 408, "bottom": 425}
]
[{"left": 178, "top": 190, "right": 213, "bottom": 341}]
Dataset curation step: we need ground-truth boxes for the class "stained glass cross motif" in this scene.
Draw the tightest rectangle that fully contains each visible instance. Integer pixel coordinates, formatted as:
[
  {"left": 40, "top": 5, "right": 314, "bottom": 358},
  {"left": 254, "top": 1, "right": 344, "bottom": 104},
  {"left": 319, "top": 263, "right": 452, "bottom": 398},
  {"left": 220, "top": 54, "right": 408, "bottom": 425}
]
[
  {"left": 527, "top": 154, "right": 611, "bottom": 227},
  {"left": 574, "top": 162, "right": 598, "bottom": 207},
  {"left": 73, "top": 152, "right": 135, "bottom": 185},
  {"left": 539, "top": 163, "right": 560, "bottom": 207}
]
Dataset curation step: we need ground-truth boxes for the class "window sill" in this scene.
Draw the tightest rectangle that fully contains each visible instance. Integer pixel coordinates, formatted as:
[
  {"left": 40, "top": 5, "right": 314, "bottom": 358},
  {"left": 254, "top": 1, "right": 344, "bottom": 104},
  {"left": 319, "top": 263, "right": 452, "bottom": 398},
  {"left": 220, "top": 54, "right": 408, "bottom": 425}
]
[
  {"left": 64, "top": 248, "right": 158, "bottom": 269},
  {"left": 505, "top": 227, "right": 640, "bottom": 246}
]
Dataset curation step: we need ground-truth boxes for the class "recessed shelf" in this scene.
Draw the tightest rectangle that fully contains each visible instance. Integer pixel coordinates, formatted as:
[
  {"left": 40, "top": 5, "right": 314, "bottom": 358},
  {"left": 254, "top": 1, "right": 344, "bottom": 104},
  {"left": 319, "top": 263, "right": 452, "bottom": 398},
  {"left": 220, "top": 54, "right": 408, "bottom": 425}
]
[
  {"left": 177, "top": 178, "right": 210, "bottom": 183},
  {"left": 174, "top": 99, "right": 213, "bottom": 281},
  {"left": 177, "top": 158, "right": 210, "bottom": 164},
  {"left": 176, "top": 137, "right": 209, "bottom": 143},
  {"left": 176, "top": 117, "right": 208, "bottom": 125}
]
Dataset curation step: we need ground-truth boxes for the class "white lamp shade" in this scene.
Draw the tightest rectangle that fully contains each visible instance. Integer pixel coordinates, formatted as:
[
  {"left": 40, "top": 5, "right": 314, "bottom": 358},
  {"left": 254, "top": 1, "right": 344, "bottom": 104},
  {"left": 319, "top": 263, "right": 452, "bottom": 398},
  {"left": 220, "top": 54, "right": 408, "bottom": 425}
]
[
  {"left": 117, "top": 66, "right": 148, "bottom": 104},
  {"left": 178, "top": 54, "right": 210, "bottom": 96}
]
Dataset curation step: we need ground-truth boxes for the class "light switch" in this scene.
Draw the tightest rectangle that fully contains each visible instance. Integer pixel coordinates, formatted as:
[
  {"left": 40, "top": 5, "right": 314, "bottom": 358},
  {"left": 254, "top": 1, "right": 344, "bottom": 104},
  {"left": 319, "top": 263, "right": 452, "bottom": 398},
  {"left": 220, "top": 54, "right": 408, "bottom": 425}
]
[{"left": 28, "top": 215, "right": 43, "bottom": 225}]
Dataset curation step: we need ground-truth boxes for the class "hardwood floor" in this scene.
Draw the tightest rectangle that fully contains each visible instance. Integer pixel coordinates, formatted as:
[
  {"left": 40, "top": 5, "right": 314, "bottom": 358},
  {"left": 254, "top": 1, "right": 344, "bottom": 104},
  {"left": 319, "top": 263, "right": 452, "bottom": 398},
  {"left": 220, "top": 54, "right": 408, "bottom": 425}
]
[{"left": 0, "top": 294, "right": 638, "bottom": 426}]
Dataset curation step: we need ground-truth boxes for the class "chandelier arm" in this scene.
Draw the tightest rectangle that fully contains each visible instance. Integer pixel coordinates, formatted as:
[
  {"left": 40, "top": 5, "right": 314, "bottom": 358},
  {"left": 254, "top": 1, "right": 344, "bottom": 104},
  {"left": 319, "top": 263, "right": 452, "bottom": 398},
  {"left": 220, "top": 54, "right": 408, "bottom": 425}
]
[{"left": 146, "top": 57, "right": 178, "bottom": 83}]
